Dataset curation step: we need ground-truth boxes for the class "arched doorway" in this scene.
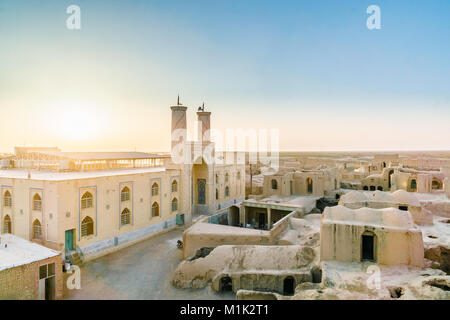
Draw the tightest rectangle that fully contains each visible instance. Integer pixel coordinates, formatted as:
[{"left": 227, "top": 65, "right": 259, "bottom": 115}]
[
  {"left": 283, "top": 276, "right": 295, "bottom": 295},
  {"left": 271, "top": 179, "right": 278, "bottom": 190},
  {"left": 307, "top": 178, "right": 313, "bottom": 194},
  {"left": 192, "top": 157, "right": 209, "bottom": 214},
  {"left": 220, "top": 276, "right": 233, "bottom": 292},
  {"left": 410, "top": 179, "right": 417, "bottom": 192},
  {"left": 228, "top": 206, "right": 240, "bottom": 226},
  {"left": 388, "top": 170, "right": 394, "bottom": 189},
  {"left": 361, "top": 231, "right": 377, "bottom": 262}
]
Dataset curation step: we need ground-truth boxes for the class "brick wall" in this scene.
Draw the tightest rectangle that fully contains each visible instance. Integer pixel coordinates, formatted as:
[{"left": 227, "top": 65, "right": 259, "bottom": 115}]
[{"left": 0, "top": 254, "right": 63, "bottom": 300}]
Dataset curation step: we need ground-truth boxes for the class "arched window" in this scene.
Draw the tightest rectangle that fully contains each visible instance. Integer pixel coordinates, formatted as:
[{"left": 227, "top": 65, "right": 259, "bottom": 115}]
[
  {"left": 225, "top": 173, "right": 229, "bottom": 183},
  {"left": 3, "top": 215, "right": 11, "bottom": 233},
  {"left": 81, "top": 216, "right": 94, "bottom": 237},
  {"left": 121, "top": 187, "right": 130, "bottom": 202},
  {"left": 33, "top": 194, "right": 42, "bottom": 211},
  {"left": 432, "top": 179, "right": 442, "bottom": 190},
  {"left": 81, "top": 192, "right": 93, "bottom": 209},
  {"left": 151, "top": 183, "right": 159, "bottom": 196},
  {"left": 33, "top": 219, "right": 42, "bottom": 239},
  {"left": 3, "top": 190, "right": 11, "bottom": 208},
  {"left": 171, "top": 180, "right": 178, "bottom": 192},
  {"left": 271, "top": 179, "right": 278, "bottom": 190},
  {"left": 216, "top": 188, "right": 219, "bottom": 200},
  {"left": 152, "top": 202, "right": 159, "bottom": 217},
  {"left": 225, "top": 186, "right": 229, "bottom": 198},
  {"left": 120, "top": 208, "right": 131, "bottom": 226},
  {"left": 171, "top": 198, "right": 178, "bottom": 212},
  {"left": 307, "top": 177, "right": 313, "bottom": 194},
  {"left": 363, "top": 186, "right": 369, "bottom": 190},
  {"left": 377, "top": 186, "right": 383, "bottom": 191},
  {"left": 237, "top": 171, "right": 241, "bottom": 180},
  {"left": 216, "top": 174, "right": 219, "bottom": 184}
]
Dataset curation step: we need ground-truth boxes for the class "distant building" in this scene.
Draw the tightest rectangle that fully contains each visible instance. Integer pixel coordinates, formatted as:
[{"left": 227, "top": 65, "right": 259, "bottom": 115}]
[{"left": 262, "top": 167, "right": 339, "bottom": 198}]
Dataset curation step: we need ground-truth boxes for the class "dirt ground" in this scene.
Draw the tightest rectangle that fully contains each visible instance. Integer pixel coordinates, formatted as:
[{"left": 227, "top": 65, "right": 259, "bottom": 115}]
[{"left": 63, "top": 229, "right": 234, "bottom": 300}]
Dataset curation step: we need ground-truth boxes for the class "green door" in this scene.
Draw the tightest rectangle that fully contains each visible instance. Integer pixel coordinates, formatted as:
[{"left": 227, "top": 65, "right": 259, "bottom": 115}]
[{"left": 65, "top": 229, "right": 74, "bottom": 251}]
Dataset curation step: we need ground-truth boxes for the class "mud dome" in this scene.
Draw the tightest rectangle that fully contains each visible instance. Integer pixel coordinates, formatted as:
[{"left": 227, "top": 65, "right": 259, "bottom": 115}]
[{"left": 172, "top": 245, "right": 317, "bottom": 293}]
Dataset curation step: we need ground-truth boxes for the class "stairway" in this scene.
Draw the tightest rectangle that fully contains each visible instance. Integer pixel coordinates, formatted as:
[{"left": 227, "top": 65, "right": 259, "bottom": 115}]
[{"left": 68, "top": 251, "right": 83, "bottom": 267}]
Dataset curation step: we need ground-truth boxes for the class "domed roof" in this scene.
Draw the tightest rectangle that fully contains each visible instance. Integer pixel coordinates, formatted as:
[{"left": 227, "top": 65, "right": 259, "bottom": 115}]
[
  {"left": 323, "top": 205, "right": 415, "bottom": 229},
  {"left": 340, "top": 191, "right": 369, "bottom": 204},
  {"left": 392, "top": 190, "right": 420, "bottom": 207},
  {"left": 371, "top": 190, "right": 394, "bottom": 202}
]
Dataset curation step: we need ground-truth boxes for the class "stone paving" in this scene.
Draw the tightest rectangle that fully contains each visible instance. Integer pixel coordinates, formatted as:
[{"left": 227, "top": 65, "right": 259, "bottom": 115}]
[{"left": 64, "top": 229, "right": 234, "bottom": 300}]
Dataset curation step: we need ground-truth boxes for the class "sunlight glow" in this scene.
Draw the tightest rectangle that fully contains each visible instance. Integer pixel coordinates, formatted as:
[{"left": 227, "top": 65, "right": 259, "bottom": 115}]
[{"left": 51, "top": 102, "right": 105, "bottom": 141}]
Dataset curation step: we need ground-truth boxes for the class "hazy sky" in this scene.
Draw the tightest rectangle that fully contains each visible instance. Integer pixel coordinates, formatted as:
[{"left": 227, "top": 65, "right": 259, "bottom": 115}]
[{"left": 0, "top": 0, "right": 449, "bottom": 152}]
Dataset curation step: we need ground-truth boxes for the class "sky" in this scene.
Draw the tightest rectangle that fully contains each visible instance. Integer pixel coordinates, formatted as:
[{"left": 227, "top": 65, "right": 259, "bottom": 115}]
[{"left": 0, "top": 0, "right": 449, "bottom": 152}]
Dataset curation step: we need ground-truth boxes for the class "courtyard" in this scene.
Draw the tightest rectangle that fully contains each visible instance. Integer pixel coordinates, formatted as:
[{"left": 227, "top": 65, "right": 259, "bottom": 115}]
[{"left": 63, "top": 229, "right": 234, "bottom": 300}]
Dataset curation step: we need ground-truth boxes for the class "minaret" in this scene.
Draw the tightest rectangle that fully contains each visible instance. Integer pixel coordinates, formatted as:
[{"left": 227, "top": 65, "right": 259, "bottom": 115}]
[
  {"left": 196, "top": 102, "right": 211, "bottom": 143},
  {"left": 170, "top": 95, "right": 188, "bottom": 151}
]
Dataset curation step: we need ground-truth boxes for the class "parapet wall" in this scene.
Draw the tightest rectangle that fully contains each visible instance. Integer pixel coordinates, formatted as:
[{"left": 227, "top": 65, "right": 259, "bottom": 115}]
[
  {"left": 182, "top": 211, "right": 297, "bottom": 259},
  {"left": 421, "top": 200, "right": 450, "bottom": 218}
]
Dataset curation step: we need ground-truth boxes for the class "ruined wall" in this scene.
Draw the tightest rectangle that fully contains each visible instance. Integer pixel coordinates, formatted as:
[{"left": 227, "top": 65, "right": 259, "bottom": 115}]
[
  {"left": 173, "top": 245, "right": 316, "bottom": 289},
  {"left": 211, "top": 271, "right": 312, "bottom": 294},
  {"left": 421, "top": 200, "right": 450, "bottom": 218},
  {"left": 182, "top": 212, "right": 294, "bottom": 259},
  {"left": 445, "top": 178, "right": 450, "bottom": 198},
  {"left": 182, "top": 223, "right": 272, "bottom": 259}
]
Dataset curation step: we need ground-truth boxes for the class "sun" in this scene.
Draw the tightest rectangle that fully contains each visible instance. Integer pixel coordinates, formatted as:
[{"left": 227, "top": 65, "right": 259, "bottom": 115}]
[{"left": 55, "top": 102, "right": 104, "bottom": 141}]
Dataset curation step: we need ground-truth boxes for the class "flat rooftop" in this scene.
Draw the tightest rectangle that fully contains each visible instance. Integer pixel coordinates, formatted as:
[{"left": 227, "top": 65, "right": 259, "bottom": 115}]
[
  {"left": 0, "top": 234, "right": 60, "bottom": 271},
  {"left": 0, "top": 166, "right": 166, "bottom": 181},
  {"left": 244, "top": 195, "right": 319, "bottom": 212},
  {"left": 35, "top": 151, "right": 169, "bottom": 161}
]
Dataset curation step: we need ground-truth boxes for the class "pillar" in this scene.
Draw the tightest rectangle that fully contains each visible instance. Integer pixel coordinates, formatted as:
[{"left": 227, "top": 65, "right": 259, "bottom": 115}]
[
  {"left": 197, "top": 111, "right": 211, "bottom": 143},
  {"left": 170, "top": 104, "right": 188, "bottom": 151}
]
